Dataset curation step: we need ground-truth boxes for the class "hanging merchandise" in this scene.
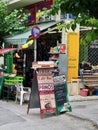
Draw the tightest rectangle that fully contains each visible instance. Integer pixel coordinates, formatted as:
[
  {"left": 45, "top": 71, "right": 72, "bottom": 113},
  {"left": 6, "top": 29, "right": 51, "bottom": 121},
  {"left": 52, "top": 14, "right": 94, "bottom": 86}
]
[
  {"left": 22, "top": 40, "right": 34, "bottom": 49},
  {"left": 15, "top": 53, "right": 20, "bottom": 58},
  {"left": 59, "top": 44, "right": 66, "bottom": 53},
  {"left": 14, "top": 50, "right": 23, "bottom": 76},
  {"left": 6, "top": 55, "right": 13, "bottom": 74}
]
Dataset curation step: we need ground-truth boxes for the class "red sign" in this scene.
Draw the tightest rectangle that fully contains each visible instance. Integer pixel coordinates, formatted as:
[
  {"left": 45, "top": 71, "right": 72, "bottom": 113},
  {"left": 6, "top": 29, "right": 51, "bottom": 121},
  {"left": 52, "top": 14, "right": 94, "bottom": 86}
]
[
  {"left": 31, "top": 26, "right": 40, "bottom": 39},
  {"left": 32, "top": 61, "right": 55, "bottom": 69}
]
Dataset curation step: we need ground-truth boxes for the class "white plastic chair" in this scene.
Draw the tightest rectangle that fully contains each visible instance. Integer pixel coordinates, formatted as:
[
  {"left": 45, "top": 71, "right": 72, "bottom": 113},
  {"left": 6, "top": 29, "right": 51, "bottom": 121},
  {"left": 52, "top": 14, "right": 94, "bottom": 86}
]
[{"left": 14, "top": 83, "right": 31, "bottom": 105}]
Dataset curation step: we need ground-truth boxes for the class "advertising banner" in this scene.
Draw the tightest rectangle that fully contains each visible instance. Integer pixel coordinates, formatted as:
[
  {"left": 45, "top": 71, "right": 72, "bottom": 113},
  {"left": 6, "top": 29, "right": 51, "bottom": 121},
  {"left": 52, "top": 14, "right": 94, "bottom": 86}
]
[
  {"left": 26, "top": 0, "right": 53, "bottom": 25},
  {"left": 37, "top": 73, "right": 56, "bottom": 117},
  {"left": 67, "top": 32, "right": 80, "bottom": 82}
]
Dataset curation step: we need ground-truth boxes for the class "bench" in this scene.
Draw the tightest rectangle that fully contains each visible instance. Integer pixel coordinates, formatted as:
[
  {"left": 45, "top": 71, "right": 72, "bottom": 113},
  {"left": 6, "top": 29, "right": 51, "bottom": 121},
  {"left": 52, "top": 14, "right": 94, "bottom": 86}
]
[{"left": 82, "top": 73, "right": 98, "bottom": 95}]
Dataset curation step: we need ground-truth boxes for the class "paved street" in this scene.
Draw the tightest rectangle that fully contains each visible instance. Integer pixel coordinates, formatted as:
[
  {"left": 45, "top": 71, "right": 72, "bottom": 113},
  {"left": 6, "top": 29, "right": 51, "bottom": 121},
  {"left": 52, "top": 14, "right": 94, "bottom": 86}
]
[{"left": 0, "top": 98, "right": 98, "bottom": 130}]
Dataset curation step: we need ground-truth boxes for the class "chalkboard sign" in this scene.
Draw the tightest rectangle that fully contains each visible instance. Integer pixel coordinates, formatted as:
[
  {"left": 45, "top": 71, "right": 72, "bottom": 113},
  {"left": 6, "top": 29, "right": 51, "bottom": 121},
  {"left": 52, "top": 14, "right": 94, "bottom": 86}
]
[
  {"left": 54, "top": 83, "right": 67, "bottom": 106},
  {"left": 27, "top": 70, "right": 40, "bottom": 114},
  {"left": 53, "top": 75, "right": 71, "bottom": 115}
]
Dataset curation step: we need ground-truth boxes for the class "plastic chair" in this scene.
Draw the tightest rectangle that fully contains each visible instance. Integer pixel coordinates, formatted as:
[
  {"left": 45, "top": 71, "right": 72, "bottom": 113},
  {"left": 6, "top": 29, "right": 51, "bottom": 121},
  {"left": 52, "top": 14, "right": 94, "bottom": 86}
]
[{"left": 14, "top": 83, "right": 31, "bottom": 105}]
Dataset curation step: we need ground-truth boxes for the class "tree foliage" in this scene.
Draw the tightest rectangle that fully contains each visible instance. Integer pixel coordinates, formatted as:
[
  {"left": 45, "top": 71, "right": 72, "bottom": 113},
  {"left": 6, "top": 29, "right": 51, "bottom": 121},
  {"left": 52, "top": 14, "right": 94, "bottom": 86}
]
[
  {"left": 51, "top": 0, "right": 98, "bottom": 19},
  {"left": 50, "top": 0, "right": 98, "bottom": 43},
  {"left": 0, "top": 0, "right": 28, "bottom": 38}
]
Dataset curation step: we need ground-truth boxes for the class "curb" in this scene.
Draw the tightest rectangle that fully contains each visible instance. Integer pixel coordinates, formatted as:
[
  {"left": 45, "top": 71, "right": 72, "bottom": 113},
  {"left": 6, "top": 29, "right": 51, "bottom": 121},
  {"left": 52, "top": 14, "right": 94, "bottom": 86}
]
[
  {"left": 66, "top": 112, "right": 98, "bottom": 129},
  {"left": 69, "top": 95, "right": 98, "bottom": 102}
]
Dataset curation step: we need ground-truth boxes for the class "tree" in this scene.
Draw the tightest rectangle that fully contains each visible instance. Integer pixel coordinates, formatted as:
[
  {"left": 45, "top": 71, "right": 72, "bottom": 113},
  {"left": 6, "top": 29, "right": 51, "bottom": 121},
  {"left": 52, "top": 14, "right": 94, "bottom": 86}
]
[
  {"left": 51, "top": 0, "right": 98, "bottom": 19},
  {"left": 0, "top": 0, "right": 28, "bottom": 46},
  {"left": 50, "top": 0, "right": 98, "bottom": 44}
]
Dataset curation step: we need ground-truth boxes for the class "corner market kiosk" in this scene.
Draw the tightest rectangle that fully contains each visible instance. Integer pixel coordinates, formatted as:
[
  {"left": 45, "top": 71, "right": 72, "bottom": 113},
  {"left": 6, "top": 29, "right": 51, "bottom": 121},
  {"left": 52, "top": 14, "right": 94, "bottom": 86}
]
[
  {"left": 27, "top": 61, "right": 72, "bottom": 118},
  {"left": 26, "top": 25, "right": 72, "bottom": 118}
]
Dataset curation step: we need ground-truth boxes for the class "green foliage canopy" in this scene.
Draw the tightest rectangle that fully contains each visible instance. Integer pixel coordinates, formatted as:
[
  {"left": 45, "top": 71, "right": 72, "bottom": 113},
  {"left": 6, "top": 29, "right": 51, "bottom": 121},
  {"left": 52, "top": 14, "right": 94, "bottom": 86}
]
[
  {"left": 51, "top": 0, "right": 98, "bottom": 19},
  {"left": 0, "top": 0, "right": 28, "bottom": 38},
  {"left": 50, "top": 0, "right": 98, "bottom": 43}
]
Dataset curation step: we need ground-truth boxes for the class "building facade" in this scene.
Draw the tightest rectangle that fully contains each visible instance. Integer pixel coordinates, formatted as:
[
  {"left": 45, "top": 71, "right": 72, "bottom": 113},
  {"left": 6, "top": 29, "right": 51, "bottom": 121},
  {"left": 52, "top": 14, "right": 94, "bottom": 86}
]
[{"left": 5, "top": 0, "right": 80, "bottom": 82}]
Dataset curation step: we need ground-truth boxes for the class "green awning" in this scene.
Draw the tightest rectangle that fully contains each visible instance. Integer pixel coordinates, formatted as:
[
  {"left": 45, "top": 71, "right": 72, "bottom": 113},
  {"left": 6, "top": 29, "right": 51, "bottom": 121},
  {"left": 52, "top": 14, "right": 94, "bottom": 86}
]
[{"left": 4, "top": 21, "right": 58, "bottom": 45}]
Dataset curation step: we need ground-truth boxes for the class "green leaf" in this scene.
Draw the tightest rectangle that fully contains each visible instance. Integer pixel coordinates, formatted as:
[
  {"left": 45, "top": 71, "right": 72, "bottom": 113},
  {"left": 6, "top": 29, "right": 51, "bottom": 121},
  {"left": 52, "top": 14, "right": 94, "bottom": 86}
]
[
  {"left": 71, "top": 23, "right": 76, "bottom": 31},
  {"left": 66, "top": 24, "right": 70, "bottom": 30}
]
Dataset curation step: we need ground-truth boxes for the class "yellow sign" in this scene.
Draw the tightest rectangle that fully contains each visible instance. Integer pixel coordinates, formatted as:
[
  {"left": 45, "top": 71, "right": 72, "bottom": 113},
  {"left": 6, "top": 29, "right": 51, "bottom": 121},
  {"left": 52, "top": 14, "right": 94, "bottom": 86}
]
[{"left": 67, "top": 32, "right": 80, "bottom": 82}]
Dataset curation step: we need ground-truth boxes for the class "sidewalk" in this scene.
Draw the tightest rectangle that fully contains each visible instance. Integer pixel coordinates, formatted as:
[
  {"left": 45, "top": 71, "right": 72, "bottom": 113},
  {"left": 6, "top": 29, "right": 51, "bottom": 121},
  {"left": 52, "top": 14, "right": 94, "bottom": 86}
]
[
  {"left": 0, "top": 95, "right": 98, "bottom": 130},
  {"left": 68, "top": 95, "right": 98, "bottom": 128}
]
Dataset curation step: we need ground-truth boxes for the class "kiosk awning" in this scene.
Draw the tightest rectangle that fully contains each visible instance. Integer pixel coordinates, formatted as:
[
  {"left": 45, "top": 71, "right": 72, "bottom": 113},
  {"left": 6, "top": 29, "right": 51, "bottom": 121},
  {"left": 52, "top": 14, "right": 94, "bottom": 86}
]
[
  {"left": 0, "top": 48, "right": 17, "bottom": 54},
  {"left": 4, "top": 22, "right": 58, "bottom": 45}
]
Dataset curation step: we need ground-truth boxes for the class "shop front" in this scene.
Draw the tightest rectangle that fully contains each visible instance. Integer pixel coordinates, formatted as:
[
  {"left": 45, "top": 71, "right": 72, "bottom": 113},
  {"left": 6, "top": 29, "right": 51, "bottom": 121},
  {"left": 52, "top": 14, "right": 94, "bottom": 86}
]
[
  {"left": 0, "top": 48, "right": 18, "bottom": 99},
  {"left": 3, "top": 20, "right": 73, "bottom": 117},
  {"left": 4, "top": 20, "right": 80, "bottom": 99},
  {"left": 4, "top": 0, "right": 80, "bottom": 85},
  {"left": 4, "top": 21, "right": 62, "bottom": 86}
]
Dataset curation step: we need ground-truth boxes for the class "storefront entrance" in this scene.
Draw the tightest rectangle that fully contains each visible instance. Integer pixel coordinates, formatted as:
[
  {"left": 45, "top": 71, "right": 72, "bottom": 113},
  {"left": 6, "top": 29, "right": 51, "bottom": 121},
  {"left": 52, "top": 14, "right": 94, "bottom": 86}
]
[{"left": 37, "top": 32, "right": 61, "bottom": 61}]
